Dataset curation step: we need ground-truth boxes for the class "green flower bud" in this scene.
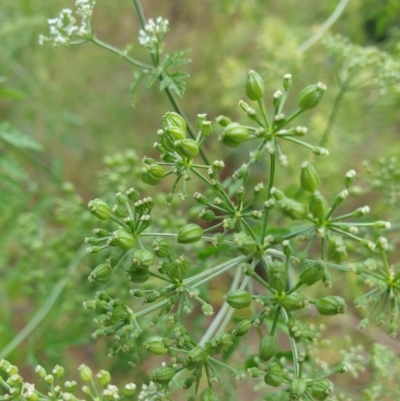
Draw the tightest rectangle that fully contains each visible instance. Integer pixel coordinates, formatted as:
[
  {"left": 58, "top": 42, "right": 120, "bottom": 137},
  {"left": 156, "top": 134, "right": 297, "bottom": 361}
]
[
  {"left": 151, "top": 366, "right": 175, "bottom": 384},
  {"left": 194, "top": 192, "right": 208, "bottom": 205},
  {"left": 88, "top": 263, "right": 112, "bottom": 285},
  {"left": 245, "top": 70, "right": 265, "bottom": 101},
  {"left": 200, "top": 388, "right": 220, "bottom": 401},
  {"left": 126, "top": 188, "right": 139, "bottom": 202},
  {"left": 259, "top": 335, "right": 278, "bottom": 361},
  {"left": 185, "top": 346, "right": 208, "bottom": 369},
  {"left": 221, "top": 123, "right": 250, "bottom": 148},
  {"left": 96, "top": 370, "right": 111, "bottom": 387},
  {"left": 199, "top": 209, "right": 216, "bottom": 222},
  {"left": 234, "top": 232, "right": 257, "bottom": 255},
  {"left": 300, "top": 162, "right": 321, "bottom": 192},
  {"left": 126, "top": 266, "right": 150, "bottom": 283},
  {"left": 280, "top": 292, "right": 308, "bottom": 312},
  {"left": 267, "top": 261, "right": 287, "bottom": 292},
  {"left": 264, "top": 362, "right": 284, "bottom": 387},
  {"left": 167, "top": 256, "right": 189, "bottom": 280},
  {"left": 160, "top": 132, "right": 176, "bottom": 152},
  {"left": 52, "top": 365, "right": 64, "bottom": 378},
  {"left": 299, "top": 261, "right": 325, "bottom": 286},
  {"left": 309, "top": 191, "right": 329, "bottom": 222},
  {"left": 248, "top": 367, "right": 262, "bottom": 377},
  {"left": 183, "top": 377, "right": 194, "bottom": 389},
  {"left": 196, "top": 114, "right": 207, "bottom": 129},
  {"left": 283, "top": 73, "right": 292, "bottom": 91},
  {"left": 166, "top": 125, "right": 186, "bottom": 140},
  {"left": 145, "top": 337, "right": 169, "bottom": 355},
  {"left": 201, "top": 121, "right": 213, "bottom": 136},
  {"left": 124, "top": 383, "right": 137, "bottom": 396},
  {"left": 278, "top": 197, "right": 308, "bottom": 220},
  {"left": 35, "top": 365, "right": 46, "bottom": 378},
  {"left": 310, "top": 379, "right": 334, "bottom": 400},
  {"left": 88, "top": 198, "right": 111, "bottom": 220},
  {"left": 328, "top": 235, "right": 348, "bottom": 263},
  {"left": 232, "top": 319, "right": 252, "bottom": 336},
  {"left": 175, "top": 138, "right": 199, "bottom": 159},
  {"left": 215, "top": 115, "right": 232, "bottom": 127},
  {"left": 315, "top": 295, "right": 347, "bottom": 315},
  {"left": 115, "top": 192, "right": 128, "bottom": 205},
  {"left": 112, "top": 204, "right": 127, "bottom": 218},
  {"left": 141, "top": 164, "right": 165, "bottom": 186},
  {"left": 152, "top": 237, "right": 170, "bottom": 257},
  {"left": 177, "top": 223, "right": 203, "bottom": 244},
  {"left": 290, "top": 378, "right": 307, "bottom": 398},
  {"left": 93, "top": 228, "right": 109, "bottom": 237},
  {"left": 220, "top": 333, "right": 234, "bottom": 350},
  {"left": 163, "top": 111, "right": 187, "bottom": 132},
  {"left": 298, "top": 83, "right": 327, "bottom": 110},
  {"left": 270, "top": 187, "right": 285, "bottom": 200},
  {"left": 225, "top": 289, "right": 252, "bottom": 309},
  {"left": 132, "top": 249, "right": 154, "bottom": 268},
  {"left": 78, "top": 365, "right": 92, "bottom": 382},
  {"left": 113, "top": 228, "right": 136, "bottom": 251}
]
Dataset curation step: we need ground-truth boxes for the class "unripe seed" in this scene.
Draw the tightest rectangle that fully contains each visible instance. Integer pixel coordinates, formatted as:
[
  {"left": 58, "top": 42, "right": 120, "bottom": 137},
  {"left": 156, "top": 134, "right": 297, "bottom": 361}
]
[
  {"left": 177, "top": 224, "right": 203, "bottom": 244},
  {"left": 310, "top": 379, "right": 334, "bottom": 400},
  {"left": 151, "top": 366, "right": 175, "bottom": 384},
  {"left": 259, "top": 335, "right": 278, "bottom": 361},
  {"left": 132, "top": 249, "right": 154, "bottom": 268},
  {"left": 221, "top": 123, "right": 250, "bottom": 148},
  {"left": 88, "top": 198, "right": 111, "bottom": 220},
  {"left": 309, "top": 191, "right": 329, "bottom": 222},
  {"left": 152, "top": 237, "right": 170, "bottom": 257},
  {"left": 315, "top": 295, "right": 347, "bottom": 315},
  {"left": 300, "top": 162, "right": 321, "bottom": 192},
  {"left": 225, "top": 289, "right": 252, "bottom": 309},
  {"left": 175, "top": 138, "right": 199, "bottom": 159},
  {"left": 298, "top": 83, "right": 327, "bottom": 110},
  {"left": 264, "top": 362, "right": 284, "bottom": 387},
  {"left": 245, "top": 70, "right": 265, "bottom": 101},
  {"left": 141, "top": 163, "right": 165, "bottom": 186},
  {"left": 88, "top": 263, "right": 112, "bottom": 285},
  {"left": 162, "top": 111, "right": 186, "bottom": 133},
  {"left": 113, "top": 228, "right": 136, "bottom": 251},
  {"left": 200, "top": 387, "right": 220, "bottom": 401}
]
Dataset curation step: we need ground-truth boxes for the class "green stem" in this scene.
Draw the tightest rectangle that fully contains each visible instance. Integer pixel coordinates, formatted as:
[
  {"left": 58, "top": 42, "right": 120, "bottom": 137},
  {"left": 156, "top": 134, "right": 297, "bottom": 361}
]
[
  {"left": 0, "top": 246, "right": 86, "bottom": 359},
  {"left": 281, "top": 308, "right": 300, "bottom": 378},
  {"left": 131, "top": 0, "right": 210, "bottom": 165},
  {"left": 260, "top": 151, "right": 276, "bottom": 242},
  {"left": 319, "top": 85, "right": 346, "bottom": 147},
  {"left": 91, "top": 37, "right": 151, "bottom": 69}
]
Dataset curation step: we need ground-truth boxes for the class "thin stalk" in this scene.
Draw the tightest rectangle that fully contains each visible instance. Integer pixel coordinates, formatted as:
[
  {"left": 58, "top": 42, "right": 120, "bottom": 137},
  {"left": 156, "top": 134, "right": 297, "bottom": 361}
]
[
  {"left": 198, "top": 266, "right": 242, "bottom": 346},
  {"left": 319, "top": 85, "right": 346, "bottom": 147},
  {"left": 281, "top": 308, "right": 300, "bottom": 377},
  {"left": 131, "top": 0, "right": 209, "bottom": 165},
  {"left": 297, "top": 0, "right": 350, "bottom": 54},
  {"left": 0, "top": 246, "right": 86, "bottom": 359}
]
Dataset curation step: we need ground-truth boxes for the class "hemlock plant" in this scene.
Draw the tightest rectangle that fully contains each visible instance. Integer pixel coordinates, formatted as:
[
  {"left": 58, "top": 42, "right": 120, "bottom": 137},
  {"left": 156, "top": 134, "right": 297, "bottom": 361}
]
[{"left": 1, "top": 1, "right": 400, "bottom": 401}]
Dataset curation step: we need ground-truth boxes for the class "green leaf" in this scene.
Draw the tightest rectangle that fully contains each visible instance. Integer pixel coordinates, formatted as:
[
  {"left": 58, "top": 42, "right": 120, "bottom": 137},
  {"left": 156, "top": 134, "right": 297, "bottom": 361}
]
[
  {"left": 161, "top": 50, "right": 191, "bottom": 69},
  {"left": 145, "top": 68, "right": 162, "bottom": 89},
  {"left": 129, "top": 70, "right": 146, "bottom": 102},
  {"left": 0, "top": 123, "right": 43, "bottom": 151},
  {"left": 0, "top": 87, "right": 25, "bottom": 100},
  {"left": 159, "top": 72, "right": 190, "bottom": 98}
]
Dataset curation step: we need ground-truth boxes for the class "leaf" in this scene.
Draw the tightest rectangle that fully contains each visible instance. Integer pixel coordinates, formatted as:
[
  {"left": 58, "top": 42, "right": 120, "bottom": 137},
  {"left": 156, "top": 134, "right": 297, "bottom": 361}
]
[
  {"left": 161, "top": 50, "right": 192, "bottom": 69},
  {"left": 159, "top": 72, "right": 190, "bottom": 98},
  {"left": 145, "top": 68, "right": 162, "bottom": 89},
  {"left": 128, "top": 70, "right": 146, "bottom": 104},
  {"left": 0, "top": 123, "right": 43, "bottom": 151},
  {"left": 0, "top": 87, "right": 25, "bottom": 100}
]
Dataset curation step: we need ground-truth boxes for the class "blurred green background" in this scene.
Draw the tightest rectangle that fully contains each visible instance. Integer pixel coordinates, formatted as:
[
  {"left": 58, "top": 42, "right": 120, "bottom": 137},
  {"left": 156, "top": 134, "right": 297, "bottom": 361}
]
[{"left": 1, "top": 0, "right": 400, "bottom": 395}]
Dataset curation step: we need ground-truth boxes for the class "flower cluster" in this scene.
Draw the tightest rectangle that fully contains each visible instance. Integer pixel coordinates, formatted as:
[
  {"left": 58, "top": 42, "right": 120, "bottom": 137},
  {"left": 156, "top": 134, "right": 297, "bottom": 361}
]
[
  {"left": 38, "top": 0, "right": 95, "bottom": 46},
  {"left": 138, "top": 17, "right": 170, "bottom": 53},
  {"left": 322, "top": 33, "right": 400, "bottom": 93},
  {"left": 0, "top": 360, "right": 136, "bottom": 401}
]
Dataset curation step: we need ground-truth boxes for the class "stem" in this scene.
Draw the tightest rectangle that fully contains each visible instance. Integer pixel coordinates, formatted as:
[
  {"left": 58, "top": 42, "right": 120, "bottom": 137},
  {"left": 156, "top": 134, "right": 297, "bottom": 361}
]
[
  {"left": 0, "top": 246, "right": 86, "bottom": 359},
  {"left": 131, "top": 0, "right": 210, "bottom": 165},
  {"left": 260, "top": 151, "right": 276, "bottom": 242},
  {"left": 198, "top": 266, "right": 242, "bottom": 346},
  {"left": 91, "top": 37, "right": 151, "bottom": 69},
  {"left": 319, "top": 85, "right": 346, "bottom": 147},
  {"left": 281, "top": 308, "right": 300, "bottom": 377},
  {"left": 297, "top": 0, "right": 350, "bottom": 54}
]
